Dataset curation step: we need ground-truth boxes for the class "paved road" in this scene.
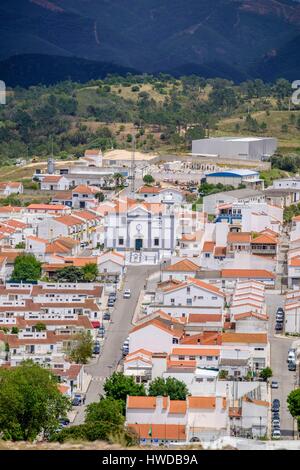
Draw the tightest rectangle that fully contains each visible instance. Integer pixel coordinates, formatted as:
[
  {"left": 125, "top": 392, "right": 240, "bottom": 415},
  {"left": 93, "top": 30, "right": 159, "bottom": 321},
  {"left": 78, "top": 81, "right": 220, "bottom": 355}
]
[
  {"left": 73, "top": 265, "right": 157, "bottom": 424},
  {"left": 266, "top": 293, "right": 295, "bottom": 438}
]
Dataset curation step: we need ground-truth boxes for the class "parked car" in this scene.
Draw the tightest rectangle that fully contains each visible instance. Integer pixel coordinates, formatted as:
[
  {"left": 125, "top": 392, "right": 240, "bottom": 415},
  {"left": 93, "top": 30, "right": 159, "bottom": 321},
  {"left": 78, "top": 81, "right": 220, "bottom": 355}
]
[
  {"left": 59, "top": 418, "right": 70, "bottom": 427},
  {"left": 276, "top": 307, "right": 284, "bottom": 315},
  {"left": 272, "top": 419, "right": 280, "bottom": 427},
  {"left": 93, "top": 343, "right": 101, "bottom": 354},
  {"left": 288, "top": 349, "right": 296, "bottom": 362},
  {"left": 276, "top": 314, "right": 284, "bottom": 323},
  {"left": 272, "top": 429, "right": 281, "bottom": 439},
  {"left": 123, "top": 289, "right": 131, "bottom": 299},
  {"left": 98, "top": 326, "right": 105, "bottom": 337},
  {"left": 109, "top": 293, "right": 117, "bottom": 301},
  {"left": 271, "top": 380, "right": 279, "bottom": 389},
  {"left": 72, "top": 394, "right": 85, "bottom": 406},
  {"left": 288, "top": 360, "right": 296, "bottom": 371},
  {"left": 272, "top": 412, "right": 280, "bottom": 420},
  {"left": 107, "top": 299, "right": 115, "bottom": 307},
  {"left": 275, "top": 322, "right": 283, "bottom": 331},
  {"left": 103, "top": 312, "right": 111, "bottom": 321},
  {"left": 272, "top": 399, "right": 280, "bottom": 412},
  {"left": 122, "top": 338, "right": 129, "bottom": 356}
]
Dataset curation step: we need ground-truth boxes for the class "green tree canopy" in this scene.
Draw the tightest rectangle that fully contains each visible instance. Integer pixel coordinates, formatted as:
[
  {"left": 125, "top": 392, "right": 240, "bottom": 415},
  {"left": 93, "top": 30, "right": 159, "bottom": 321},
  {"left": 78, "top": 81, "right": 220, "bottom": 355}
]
[
  {"left": 287, "top": 388, "right": 300, "bottom": 419},
  {"left": 67, "top": 331, "right": 93, "bottom": 364},
  {"left": 85, "top": 397, "right": 125, "bottom": 426},
  {"left": 104, "top": 372, "right": 146, "bottom": 411},
  {"left": 11, "top": 253, "right": 42, "bottom": 282},
  {"left": 82, "top": 263, "right": 99, "bottom": 282},
  {"left": 148, "top": 377, "right": 188, "bottom": 400},
  {"left": 259, "top": 367, "right": 273, "bottom": 381},
  {"left": 56, "top": 266, "right": 84, "bottom": 282},
  {"left": 0, "top": 361, "right": 70, "bottom": 441},
  {"left": 143, "top": 174, "right": 155, "bottom": 185}
]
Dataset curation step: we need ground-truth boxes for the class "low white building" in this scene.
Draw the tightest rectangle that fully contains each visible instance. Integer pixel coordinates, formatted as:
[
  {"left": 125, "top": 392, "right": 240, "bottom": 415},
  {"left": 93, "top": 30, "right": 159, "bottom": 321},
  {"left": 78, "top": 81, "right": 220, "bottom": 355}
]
[{"left": 40, "top": 175, "right": 70, "bottom": 191}]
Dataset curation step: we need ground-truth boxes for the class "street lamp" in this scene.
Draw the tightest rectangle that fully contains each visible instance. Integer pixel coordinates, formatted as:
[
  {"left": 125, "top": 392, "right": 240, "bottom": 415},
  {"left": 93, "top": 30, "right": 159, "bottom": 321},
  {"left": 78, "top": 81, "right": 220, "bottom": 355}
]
[{"left": 259, "top": 416, "right": 262, "bottom": 438}]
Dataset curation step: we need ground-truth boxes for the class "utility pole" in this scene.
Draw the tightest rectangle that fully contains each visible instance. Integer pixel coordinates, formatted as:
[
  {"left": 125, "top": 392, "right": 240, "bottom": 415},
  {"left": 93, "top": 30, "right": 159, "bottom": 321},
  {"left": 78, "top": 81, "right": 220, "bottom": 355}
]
[{"left": 131, "top": 134, "right": 136, "bottom": 195}]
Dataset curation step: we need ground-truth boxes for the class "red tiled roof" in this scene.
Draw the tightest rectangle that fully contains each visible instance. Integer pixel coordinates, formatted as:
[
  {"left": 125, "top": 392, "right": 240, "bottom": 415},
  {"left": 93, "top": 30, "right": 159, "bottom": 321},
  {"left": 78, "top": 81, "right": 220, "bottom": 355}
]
[
  {"left": 221, "top": 269, "right": 275, "bottom": 279},
  {"left": 203, "top": 241, "right": 215, "bottom": 253},
  {"left": 128, "top": 424, "right": 186, "bottom": 440}
]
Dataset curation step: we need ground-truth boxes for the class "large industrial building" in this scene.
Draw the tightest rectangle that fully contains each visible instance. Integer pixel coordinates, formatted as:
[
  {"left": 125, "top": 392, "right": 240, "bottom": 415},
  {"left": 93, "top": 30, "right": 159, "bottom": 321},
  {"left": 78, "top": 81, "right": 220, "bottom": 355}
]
[{"left": 192, "top": 137, "right": 277, "bottom": 161}]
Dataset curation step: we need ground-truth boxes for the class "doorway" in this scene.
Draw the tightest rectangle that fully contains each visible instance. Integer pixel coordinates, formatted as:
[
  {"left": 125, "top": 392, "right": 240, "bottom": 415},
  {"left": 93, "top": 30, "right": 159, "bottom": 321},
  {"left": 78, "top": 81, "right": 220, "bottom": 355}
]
[{"left": 135, "top": 238, "right": 143, "bottom": 251}]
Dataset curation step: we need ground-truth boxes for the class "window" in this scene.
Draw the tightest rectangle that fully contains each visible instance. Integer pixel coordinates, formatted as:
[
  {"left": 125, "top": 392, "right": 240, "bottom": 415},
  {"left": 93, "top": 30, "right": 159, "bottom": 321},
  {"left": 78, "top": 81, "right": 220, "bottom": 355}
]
[
  {"left": 187, "top": 286, "right": 191, "bottom": 294},
  {"left": 170, "top": 298, "right": 175, "bottom": 304},
  {"left": 154, "top": 238, "right": 159, "bottom": 246},
  {"left": 187, "top": 298, "right": 192, "bottom": 305},
  {"left": 207, "top": 356, "right": 213, "bottom": 361},
  {"left": 189, "top": 356, "right": 195, "bottom": 360},
  {"left": 212, "top": 296, "right": 217, "bottom": 300},
  {"left": 118, "top": 238, "right": 124, "bottom": 245},
  {"left": 172, "top": 338, "right": 178, "bottom": 344},
  {"left": 205, "top": 253, "right": 210, "bottom": 258},
  {"left": 254, "top": 347, "right": 264, "bottom": 351},
  {"left": 178, "top": 355, "right": 185, "bottom": 360},
  {"left": 198, "top": 296, "right": 203, "bottom": 300}
]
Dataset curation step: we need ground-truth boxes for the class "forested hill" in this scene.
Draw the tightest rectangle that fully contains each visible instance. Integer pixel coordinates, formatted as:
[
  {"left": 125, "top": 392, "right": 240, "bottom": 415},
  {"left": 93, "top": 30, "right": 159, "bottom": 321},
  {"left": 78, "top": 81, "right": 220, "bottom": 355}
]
[{"left": 1, "top": 0, "right": 300, "bottom": 84}]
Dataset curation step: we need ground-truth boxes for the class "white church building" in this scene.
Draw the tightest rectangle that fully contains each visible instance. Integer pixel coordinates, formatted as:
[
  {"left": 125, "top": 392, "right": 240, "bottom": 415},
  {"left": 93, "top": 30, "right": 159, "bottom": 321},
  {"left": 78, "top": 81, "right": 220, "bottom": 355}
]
[{"left": 104, "top": 198, "right": 177, "bottom": 261}]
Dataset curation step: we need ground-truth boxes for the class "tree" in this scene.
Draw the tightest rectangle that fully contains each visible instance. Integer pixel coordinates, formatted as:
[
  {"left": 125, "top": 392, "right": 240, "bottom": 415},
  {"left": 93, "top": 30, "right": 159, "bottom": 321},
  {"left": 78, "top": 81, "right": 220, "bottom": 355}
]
[
  {"left": 148, "top": 377, "right": 188, "bottom": 400},
  {"left": 11, "top": 253, "right": 42, "bottom": 282},
  {"left": 0, "top": 361, "right": 71, "bottom": 441},
  {"left": 259, "top": 367, "right": 273, "bottom": 381},
  {"left": 68, "top": 331, "right": 93, "bottom": 364},
  {"left": 82, "top": 263, "right": 99, "bottom": 282},
  {"left": 113, "top": 172, "right": 124, "bottom": 187},
  {"left": 143, "top": 174, "right": 155, "bottom": 185},
  {"left": 85, "top": 397, "right": 124, "bottom": 426},
  {"left": 95, "top": 192, "right": 105, "bottom": 202},
  {"left": 15, "top": 242, "right": 26, "bottom": 249},
  {"left": 287, "top": 389, "right": 300, "bottom": 420},
  {"left": 104, "top": 372, "right": 146, "bottom": 411},
  {"left": 11, "top": 327, "right": 19, "bottom": 335},
  {"left": 33, "top": 322, "right": 46, "bottom": 332},
  {"left": 56, "top": 266, "right": 84, "bottom": 282}
]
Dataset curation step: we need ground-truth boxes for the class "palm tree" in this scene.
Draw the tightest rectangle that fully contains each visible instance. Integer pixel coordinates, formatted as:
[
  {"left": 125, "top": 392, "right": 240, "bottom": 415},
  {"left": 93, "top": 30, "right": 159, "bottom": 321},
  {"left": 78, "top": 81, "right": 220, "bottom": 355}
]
[{"left": 113, "top": 172, "right": 124, "bottom": 188}]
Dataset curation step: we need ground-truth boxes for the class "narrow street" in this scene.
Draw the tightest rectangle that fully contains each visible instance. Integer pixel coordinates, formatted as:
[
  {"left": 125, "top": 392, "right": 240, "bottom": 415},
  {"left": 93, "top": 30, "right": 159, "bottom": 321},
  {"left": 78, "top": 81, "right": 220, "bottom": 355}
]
[{"left": 73, "top": 265, "right": 157, "bottom": 425}]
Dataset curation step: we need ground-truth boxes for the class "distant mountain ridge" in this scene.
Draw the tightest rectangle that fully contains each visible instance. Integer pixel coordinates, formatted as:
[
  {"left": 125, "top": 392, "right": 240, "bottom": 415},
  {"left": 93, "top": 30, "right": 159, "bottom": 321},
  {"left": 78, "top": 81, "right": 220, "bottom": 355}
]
[{"left": 0, "top": 0, "right": 300, "bottom": 84}]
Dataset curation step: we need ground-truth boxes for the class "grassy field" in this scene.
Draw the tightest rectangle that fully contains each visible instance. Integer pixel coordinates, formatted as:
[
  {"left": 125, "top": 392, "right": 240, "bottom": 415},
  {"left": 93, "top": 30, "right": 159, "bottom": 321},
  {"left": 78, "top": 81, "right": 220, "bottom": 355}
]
[{"left": 216, "top": 110, "right": 300, "bottom": 154}]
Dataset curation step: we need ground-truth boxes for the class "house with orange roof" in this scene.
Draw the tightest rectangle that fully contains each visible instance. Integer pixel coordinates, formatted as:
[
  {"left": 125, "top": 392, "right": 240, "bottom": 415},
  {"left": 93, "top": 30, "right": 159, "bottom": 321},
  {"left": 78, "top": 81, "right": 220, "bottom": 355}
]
[
  {"left": 126, "top": 394, "right": 229, "bottom": 443},
  {"left": 178, "top": 229, "right": 204, "bottom": 258},
  {"left": 71, "top": 185, "right": 99, "bottom": 209},
  {"left": 97, "top": 250, "right": 125, "bottom": 281},
  {"left": 151, "top": 277, "right": 224, "bottom": 319},
  {"left": 136, "top": 185, "right": 185, "bottom": 205},
  {"left": 221, "top": 269, "right": 276, "bottom": 287},
  {"left": 128, "top": 318, "right": 184, "bottom": 354},
  {"left": 40, "top": 175, "right": 70, "bottom": 191},
  {"left": 250, "top": 232, "right": 278, "bottom": 257},
  {"left": 161, "top": 259, "right": 200, "bottom": 282},
  {"left": 82, "top": 149, "right": 103, "bottom": 167},
  {"left": 0, "top": 181, "right": 23, "bottom": 196},
  {"left": 26, "top": 235, "right": 80, "bottom": 260},
  {"left": 37, "top": 214, "right": 86, "bottom": 243},
  {"left": 227, "top": 232, "right": 251, "bottom": 254}
]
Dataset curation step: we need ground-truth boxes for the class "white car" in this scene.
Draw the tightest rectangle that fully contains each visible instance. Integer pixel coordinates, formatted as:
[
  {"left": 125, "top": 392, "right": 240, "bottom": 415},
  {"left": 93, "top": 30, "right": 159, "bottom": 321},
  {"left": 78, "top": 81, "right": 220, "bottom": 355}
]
[
  {"left": 272, "top": 429, "right": 281, "bottom": 439},
  {"left": 271, "top": 381, "right": 279, "bottom": 389},
  {"left": 123, "top": 289, "right": 131, "bottom": 299}
]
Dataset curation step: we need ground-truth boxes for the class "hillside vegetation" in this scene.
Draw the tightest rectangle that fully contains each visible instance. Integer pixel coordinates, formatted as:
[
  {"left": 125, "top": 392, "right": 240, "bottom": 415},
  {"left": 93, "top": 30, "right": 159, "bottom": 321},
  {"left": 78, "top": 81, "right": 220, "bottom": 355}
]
[{"left": 0, "top": 75, "right": 299, "bottom": 167}]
